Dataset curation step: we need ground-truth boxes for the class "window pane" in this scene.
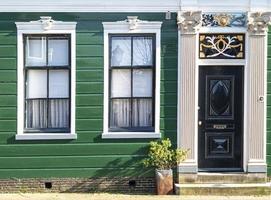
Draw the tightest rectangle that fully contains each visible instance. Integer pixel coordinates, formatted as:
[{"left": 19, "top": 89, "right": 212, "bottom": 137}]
[
  {"left": 132, "top": 99, "right": 152, "bottom": 127},
  {"left": 25, "top": 99, "right": 47, "bottom": 129},
  {"left": 49, "top": 70, "right": 69, "bottom": 98},
  {"left": 48, "top": 38, "right": 69, "bottom": 66},
  {"left": 26, "top": 70, "right": 47, "bottom": 98},
  {"left": 110, "top": 99, "right": 131, "bottom": 128},
  {"left": 133, "top": 37, "right": 153, "bottom": 66},
  {"left": 111, "top": 69, "right": 131, "bottom": 97},
  {"left": 111, "top": 37, "right": 131, "bottom": 66},
  {"left": 133, "top": 69, "right": 152, "bottom": 97},
  {"left": 25, "top": 37, "right": 47, "bottom": 66},
  {"left": 48, "top": 99, "right": 69, "bottom": 128}
]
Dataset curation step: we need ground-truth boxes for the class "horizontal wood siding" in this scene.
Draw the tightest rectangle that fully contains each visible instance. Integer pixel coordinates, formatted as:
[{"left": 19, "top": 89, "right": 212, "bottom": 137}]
[
  {"left": 0, "top": 13, "right": 178, "bottom": 178},
  {"left": 267, "top": 27, "right": 271, "bottom": 175}
]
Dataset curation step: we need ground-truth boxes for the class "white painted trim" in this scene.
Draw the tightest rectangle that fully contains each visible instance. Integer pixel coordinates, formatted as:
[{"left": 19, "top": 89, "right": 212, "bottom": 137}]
[
  {"left": 16, "top": 133, "right": 77, "bottom": 140},
  {"left": 0, "top": 0, "right": 271, "bottom": 12},
  {"left": 0, "top": 0, "right": 181, "bottom": 12},
  {"left": 243, "top": 32, "right": 249, "bottom": 173},
  {"left": 199, "top": 27, "right": 247, "bottom": 34},
  {"left": 198, "top": 59, "right": 246, "bottom": 66},
  {"left": 16, "top": 17, "right": 77, "bottom": 140},
  {"left": 102, "top": 17, "right": 162, "bottom": 139},
  {"left": 177, "top": 29, "right": 181, "bottom": 155},
  {"left": 102, "top": 132, "right": 161, "bottom": 139}
]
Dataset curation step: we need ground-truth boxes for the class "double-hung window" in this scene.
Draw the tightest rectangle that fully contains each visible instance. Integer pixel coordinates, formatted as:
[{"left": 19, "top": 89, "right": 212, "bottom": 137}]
[
  {"left": 102, "top": 17, "right": 162, "bottom": 138},
  {"left": 24, "top": 35, "right": 70, "bottom": 132},
  {"left": 109, "top": 35, "right": 155, "bottom": 131},
  {"left": 16, "top": 17, "right": 77, "bottom": 140}
]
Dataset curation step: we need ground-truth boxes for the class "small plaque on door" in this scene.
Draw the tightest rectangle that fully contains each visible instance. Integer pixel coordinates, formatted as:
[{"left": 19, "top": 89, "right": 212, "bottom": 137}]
[{"left": 213, "top": 124, "right": 227, "bottom": 129}]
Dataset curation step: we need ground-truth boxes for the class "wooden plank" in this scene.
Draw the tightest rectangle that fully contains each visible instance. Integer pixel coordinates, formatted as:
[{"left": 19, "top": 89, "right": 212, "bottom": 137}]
[
  {"left": 267, "top": 131, "right": 271, "bottom": 143},
  {"left": 77, "top": 69, "right": 103, "bottom": 82},
  {"left": 160, "top": 105, "right": 177, "bottom": 118},
  {"left": 161, "top": 56, "right": 178, "bottom": 69},
  {"left": 76, "top": 21, "right": 103, "bottom": 32},
  {"left": 77, "top": 45, "right": 103, "bottom": 57},
  {"left": 268, "top": 58, "right": 271, "bottom": 69},
  {"left": 161, "top": 44, "right": 178, "bottom": 56},
  {"left": 0, "top": 22, "right": 16, "bottom": 32},
  {"left": 0, "top": 131, "right": 159, "bottom": 144},
  {"left": 267, "top": 118, "right": 271, "bottom": 130},
  {"left": 0, "top": 58, "right": 16, "bottom": 69},
  {"left": 0, "top": 107, "right": 16, "bottom": 119},
  {"left": 77, "top": 57, "right": 103, "bottom": 69},
  {"left": 76, "top": 119, "right": 103, "bottom": 131},
  {"left": 268, "top": 46, "right": 271, "bottom": 57},
  {"left": 76, "top": 94, "right": 103, "bottom": 106},
  {"left": 160, "top": 81, "right": 177, "bottom": 93},
  {"left": 267, "top": 82, "right": 271, "bottom": 94},
  {"left": 0, "top": 70, "right": 16, "bottom": 82},
  {"left": 77, "top": 82, "right": 103, "bottom": 94},
  {"left": 76, "top": 106, "right": 103, "bottom": 119},
  {"left": 0, "top": 83, "right": 16, "bottom": 94},
  {"left": 160, "top": 93, "right": 177, "bottom": 106},
  {"left": 0, "top": 45, "right": 16, "bottom": 57},
  {"left": 0, "top": 143, "right": 148, "bottom": 157},
  {"left": 0, "top": 155, "right": 144, "bottom": 169},
  {"left": 0, "top": 167, "right": 153, "bottom": 178},
  {"left": 160, "top": 118, "right": 177, "bottom": 131},
  {"left": 0, "top": 33, "right": 16, "bottom": 45},
  {"left": 0, "top": 95, "right": 16, "bottom": 107},
  {"left": 161, "top": 69, "right": 178, "bottom": 81},
  {"left": 77, "top": 32, "right": 103, "bottom": 45},
  {"left": 0, "top": 120, "right": 16, "bottom": 132},
  {"left": 267, "top": 143, "right": 271, "bottom": 156}
]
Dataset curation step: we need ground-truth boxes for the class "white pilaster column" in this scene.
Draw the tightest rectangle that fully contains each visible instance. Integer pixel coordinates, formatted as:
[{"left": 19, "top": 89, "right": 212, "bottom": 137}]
[
  {"left": 246, "top": 12, "right": 271, "bottom": 173},
  {"left": 177, "top": 11, "right": 201, "bottom": 173}
]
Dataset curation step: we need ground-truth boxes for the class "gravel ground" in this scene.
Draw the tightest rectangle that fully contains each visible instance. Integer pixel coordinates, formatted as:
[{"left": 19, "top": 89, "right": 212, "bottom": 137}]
[{"left": 0, "top": 194, "right": 270, "bottom": 200}]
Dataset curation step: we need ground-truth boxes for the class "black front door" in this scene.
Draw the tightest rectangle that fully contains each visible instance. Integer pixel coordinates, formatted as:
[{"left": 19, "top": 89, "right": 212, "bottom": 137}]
[{"left": 198, "top": 66, "right": 243, "bottom": 171}]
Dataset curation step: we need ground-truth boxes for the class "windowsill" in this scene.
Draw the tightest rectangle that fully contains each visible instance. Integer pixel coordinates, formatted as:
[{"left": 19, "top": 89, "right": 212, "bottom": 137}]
[
  {"left": 15, "top": 133, "right": 77, "bottom": 140},
  {"left": 102, "top": 132, "right": 161, "bottom": 139}
]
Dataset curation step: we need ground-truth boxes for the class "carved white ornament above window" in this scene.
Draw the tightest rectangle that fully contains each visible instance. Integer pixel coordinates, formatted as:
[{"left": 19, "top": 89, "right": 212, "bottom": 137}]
[{"left": 38, "top": 16, "right": 54, "bottom": 30}]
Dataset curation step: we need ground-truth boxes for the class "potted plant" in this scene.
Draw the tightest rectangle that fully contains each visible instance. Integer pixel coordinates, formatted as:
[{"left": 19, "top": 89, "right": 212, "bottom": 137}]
[{"left": 142, "top": 138, "right": 188, "bottom": 195}]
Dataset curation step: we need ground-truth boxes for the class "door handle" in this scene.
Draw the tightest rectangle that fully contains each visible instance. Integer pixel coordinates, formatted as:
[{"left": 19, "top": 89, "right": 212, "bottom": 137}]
[{"left": 198, "top": 121, "right": 202, "bottom": 126}]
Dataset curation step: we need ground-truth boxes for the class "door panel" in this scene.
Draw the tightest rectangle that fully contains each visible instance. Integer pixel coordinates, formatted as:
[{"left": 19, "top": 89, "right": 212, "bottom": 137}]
[{"left": 198, "top": 66, "right": 243, "bottom": 171}]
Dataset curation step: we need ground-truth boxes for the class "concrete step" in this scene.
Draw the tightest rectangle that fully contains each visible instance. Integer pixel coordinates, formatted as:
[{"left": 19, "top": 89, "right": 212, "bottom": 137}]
[
  {"left": 179, "top": 172, "right": 267, "bottom": 184},
  {"left": 175, "top": 182, "right": 271, "bottom": 195}
]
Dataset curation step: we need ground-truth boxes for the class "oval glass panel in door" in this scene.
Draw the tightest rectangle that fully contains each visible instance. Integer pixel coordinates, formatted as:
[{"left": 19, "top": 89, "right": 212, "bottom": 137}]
[{"left": 210, "top": 80, "right": 231, "bottom": 116}]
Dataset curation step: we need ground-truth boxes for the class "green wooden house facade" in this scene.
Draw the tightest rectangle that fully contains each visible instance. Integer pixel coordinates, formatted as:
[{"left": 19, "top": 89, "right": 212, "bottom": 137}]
[{"left": 0, "top": 0, "right": 270, "bottom": 193}]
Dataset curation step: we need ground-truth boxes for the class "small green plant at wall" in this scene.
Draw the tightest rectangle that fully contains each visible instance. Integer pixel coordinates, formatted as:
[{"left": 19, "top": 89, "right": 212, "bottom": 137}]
[{"left": 142, "top": 138, "right": 189, "bottom": 170}]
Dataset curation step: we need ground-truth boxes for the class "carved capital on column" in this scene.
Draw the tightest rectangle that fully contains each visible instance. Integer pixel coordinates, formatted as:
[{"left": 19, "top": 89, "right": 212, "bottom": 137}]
[
  {"left": 248, "top": 12, "right": 271, "bottom": 35},
  {"left": 177, "top": 11, "right": 202, "bottom": 34}
]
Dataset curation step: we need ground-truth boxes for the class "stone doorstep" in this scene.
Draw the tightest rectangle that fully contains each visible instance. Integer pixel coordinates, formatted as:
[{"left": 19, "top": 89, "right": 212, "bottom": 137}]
[
  {"left": 178, "top": 172, "right": 267, "bottom": 184},
  {"left": 174, "top": 182, "right": 271, "bottom": 195},
  {"left": 176, "top": 182, "right": 271, "bottom": 188}
]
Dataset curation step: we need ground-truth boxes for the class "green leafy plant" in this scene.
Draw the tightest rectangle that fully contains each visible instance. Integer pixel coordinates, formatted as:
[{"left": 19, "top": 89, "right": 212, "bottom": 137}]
[{"left": 142, "top": 138, "right": 189, "bottom": 170}]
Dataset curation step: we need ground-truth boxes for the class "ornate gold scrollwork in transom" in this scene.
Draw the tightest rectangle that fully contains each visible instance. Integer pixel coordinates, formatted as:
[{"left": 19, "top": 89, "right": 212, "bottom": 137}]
[{"left": 199, "top": 34, "right": 245, "bottom": 59}]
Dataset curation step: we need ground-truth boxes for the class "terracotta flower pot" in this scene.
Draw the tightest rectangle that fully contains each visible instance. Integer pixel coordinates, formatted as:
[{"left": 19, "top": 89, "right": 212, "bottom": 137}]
[{"left": 155, "top": 169, "right": 173, "bottom": 195}]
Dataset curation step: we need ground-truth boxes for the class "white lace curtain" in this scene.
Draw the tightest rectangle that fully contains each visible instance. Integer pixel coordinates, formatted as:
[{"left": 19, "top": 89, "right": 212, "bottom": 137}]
[{"left": 25, "top": 99, "right": 69, "bottom": 129}]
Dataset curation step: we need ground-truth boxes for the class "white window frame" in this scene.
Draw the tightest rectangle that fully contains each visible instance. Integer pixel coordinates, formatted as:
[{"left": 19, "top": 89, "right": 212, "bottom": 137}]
[
  {"left": 102, "top": 17, "right": 162, "bottom": 139},
  {"left": 15, "top": 17, "right": 77, "bottom": 140}
]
